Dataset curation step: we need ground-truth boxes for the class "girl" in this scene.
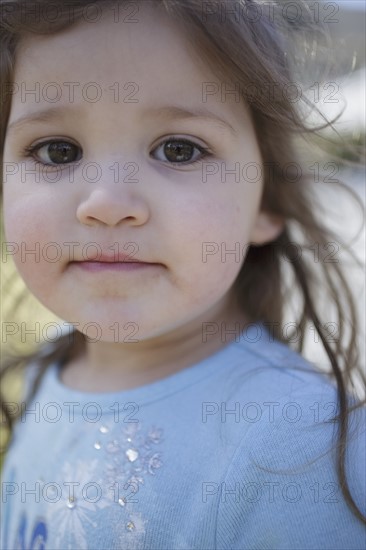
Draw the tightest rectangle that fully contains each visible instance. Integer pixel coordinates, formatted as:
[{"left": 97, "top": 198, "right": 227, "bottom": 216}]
[{"left": 1, "top": 0, "right": 365, "bottom": 548}]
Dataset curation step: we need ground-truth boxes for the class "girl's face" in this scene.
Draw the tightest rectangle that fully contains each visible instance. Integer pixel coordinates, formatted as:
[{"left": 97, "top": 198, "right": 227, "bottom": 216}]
[{"left": 3, "top": 3, "right": 282, "bottom": 344}]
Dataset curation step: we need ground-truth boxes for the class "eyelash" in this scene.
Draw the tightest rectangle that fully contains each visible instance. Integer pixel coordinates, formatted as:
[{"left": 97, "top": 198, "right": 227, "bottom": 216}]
[
  {"left": 156, "top": 137, "right": 214, "bottom": 167},
  {"left": 22, "top": 141, "right": 81, "bottom": 170},
  {"left": 21, "top": 137, "right": 214, "bottom": 169}
]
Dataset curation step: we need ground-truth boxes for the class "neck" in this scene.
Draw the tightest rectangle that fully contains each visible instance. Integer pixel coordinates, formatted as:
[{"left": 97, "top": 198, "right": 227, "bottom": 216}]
[{"left": 60, "top": 293, "right": 250, "bottom": 392}]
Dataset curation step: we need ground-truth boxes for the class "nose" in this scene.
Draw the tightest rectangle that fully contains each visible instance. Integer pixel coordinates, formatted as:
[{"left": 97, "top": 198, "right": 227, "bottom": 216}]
[{"left": 76, "top": 187, "right": 150, "bottom": 227}]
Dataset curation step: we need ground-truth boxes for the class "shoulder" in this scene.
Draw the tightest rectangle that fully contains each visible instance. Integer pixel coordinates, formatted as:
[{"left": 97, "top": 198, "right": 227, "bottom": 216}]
[
  {"left": 220, "top": 322, "right": 340, "bottom": 406},
  {"left": 224, "top": 327, "right": 365, "bottom": 488},
  {"left": 215, "top": 326, "right": 366, "bottom": 549},
  {"left": 215, "top": 402, "right": 365, "bottom": 549}
]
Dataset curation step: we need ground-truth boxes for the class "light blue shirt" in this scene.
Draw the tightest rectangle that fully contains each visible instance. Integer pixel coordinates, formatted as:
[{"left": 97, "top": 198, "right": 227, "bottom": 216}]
[{"left": 1, "top": 323, "right": 365, "bottom": 549}]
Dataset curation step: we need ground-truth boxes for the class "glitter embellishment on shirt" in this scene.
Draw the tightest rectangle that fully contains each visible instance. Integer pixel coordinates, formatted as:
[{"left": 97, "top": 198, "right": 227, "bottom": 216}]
[
  {"left": 44, "top": 458, "right": 104, "bottom": 550},
  {"left": 99, "top": 421, "right": 164, "bottom": 500},
  {"left": 39, "top": 421, "right": 164, "bottom": 549}
]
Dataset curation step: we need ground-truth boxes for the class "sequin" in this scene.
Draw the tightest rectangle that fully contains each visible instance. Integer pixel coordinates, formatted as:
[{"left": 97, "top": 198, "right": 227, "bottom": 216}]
[
  {"left": 94, "top": 442, "right": 101, "bottom": 450},
  {"left": 99, "top": 425, "right": 109, "bottom": 434},
  {"left": 66, "top": 497, "right": 77, "bottom": 509},
  {"left": 128, "top": 474, "right": 144, "bottom": 486},
  {"left": 126, "top": 448, "right": 139, "bottom": 462},
  {"left": 126, "top": 521, "right": 135, "bottom": 531},
  {"left": 98, "top": 423, "right": 163, "bottom": 516},
  {"left": 148, "top": 453, "right": 163, "bottom": 474},
  {"left": 106, "top": 440, "right": 120, "bottom": 453},
  {"left": 147, "top": 427, "right": 164, "bottom": 444}
]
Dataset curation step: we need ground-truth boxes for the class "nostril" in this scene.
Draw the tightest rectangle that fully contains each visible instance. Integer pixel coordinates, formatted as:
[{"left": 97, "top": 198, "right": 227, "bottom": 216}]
[{"left": 76, "top": 188, "right": 149, "bottom": 227}]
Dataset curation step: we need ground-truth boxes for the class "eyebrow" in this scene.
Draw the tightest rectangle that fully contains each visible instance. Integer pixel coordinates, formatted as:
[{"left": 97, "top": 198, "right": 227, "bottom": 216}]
[
  {"left": 142, "top": 106, "right": 238, "bottom": 138},
  {"left": 7, "top": 104, "right": 238, "bottom": 138},
  {"left": 7, "top": 107, "right": 73, "bottom": 135}
]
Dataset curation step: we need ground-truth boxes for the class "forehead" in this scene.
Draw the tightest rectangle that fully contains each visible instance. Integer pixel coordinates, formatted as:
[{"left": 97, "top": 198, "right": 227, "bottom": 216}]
[
  {"left": 10, "top": 3, "right": 251, "bottom": 128},
  {"left": 15, "top": 4, "right": 202, "bottom": 87}
]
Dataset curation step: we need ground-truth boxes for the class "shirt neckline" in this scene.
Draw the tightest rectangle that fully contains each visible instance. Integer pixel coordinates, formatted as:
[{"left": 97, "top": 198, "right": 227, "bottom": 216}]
[{"left": 35, "top": 321, "right": 270, "bottom": 410}]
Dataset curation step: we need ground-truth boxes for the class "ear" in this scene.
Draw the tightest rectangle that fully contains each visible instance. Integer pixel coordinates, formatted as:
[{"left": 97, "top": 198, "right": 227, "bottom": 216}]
[{"left": 249, "top": 210, "right": 285, "bottom": 246}]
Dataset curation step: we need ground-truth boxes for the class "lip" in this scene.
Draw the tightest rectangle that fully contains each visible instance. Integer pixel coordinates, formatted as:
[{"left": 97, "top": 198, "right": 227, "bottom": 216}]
[
  {"left": 71, "top": 261, "right": 160, "bottom": 272},
  {"left": 69, "top": 252, "right": 163, "bottom": 273},
  {"left": 83, "top": 253, "right": 149, "bottom": 263}
]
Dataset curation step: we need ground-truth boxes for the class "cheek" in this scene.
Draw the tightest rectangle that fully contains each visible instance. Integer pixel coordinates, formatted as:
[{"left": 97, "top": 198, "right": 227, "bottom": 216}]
[
  {"left": 3, "top": 179, "right": 47, "bottom": 235},
  {"left": 5, "top": 208, "right": 43, "bottom": 244},
  {"left": 3, "top": 195, "right": 59, "bottom": 294},
  {"left": 185, "top": 192, "right": 258, "bottom": 256},
  {"left": 169, "top": 194, "right": 257, "bottom": 300}
]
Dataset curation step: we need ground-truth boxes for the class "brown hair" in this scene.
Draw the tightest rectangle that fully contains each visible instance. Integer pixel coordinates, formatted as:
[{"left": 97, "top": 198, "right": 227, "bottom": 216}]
[{"left": 1, "top": 0, "right": 365, "bottom": 525}]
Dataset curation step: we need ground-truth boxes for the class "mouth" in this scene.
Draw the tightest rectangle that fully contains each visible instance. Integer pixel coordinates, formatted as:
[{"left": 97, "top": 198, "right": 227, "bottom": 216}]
[
  {"left": 83, "top": 253, "right": 152, "bottom": 263},
  {"left": 70, "top": 261, "right": 161, "bottom": 272},
  {"left": 69, "top": 253, "right": 164, "bottom": 273}
]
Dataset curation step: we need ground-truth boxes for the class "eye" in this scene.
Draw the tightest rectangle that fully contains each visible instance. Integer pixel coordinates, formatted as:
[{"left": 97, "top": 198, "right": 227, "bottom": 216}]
[
  {"left": 23, "top": 140, "right": 82, "bottom": 166},
  {"left": 151, "top": 137, "right": 213, "bottom": 166}
]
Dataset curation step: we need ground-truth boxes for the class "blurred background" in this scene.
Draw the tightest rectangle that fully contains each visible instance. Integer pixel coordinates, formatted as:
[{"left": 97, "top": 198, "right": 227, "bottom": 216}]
[
  {"left": 1, "top": 0, "right": 365, "bottom": 440},
  {"left": 294, "top": 0, "right": 365, "bottom": 391}
]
